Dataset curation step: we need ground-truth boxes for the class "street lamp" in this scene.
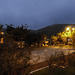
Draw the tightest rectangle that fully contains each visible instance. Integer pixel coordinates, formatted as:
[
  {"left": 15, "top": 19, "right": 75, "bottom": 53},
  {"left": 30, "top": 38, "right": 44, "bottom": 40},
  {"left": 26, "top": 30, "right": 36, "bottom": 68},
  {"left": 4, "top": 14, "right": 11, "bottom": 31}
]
[
  {"left": 66, "top": 27, "right": 74, "bottom": 36},
  {"left": 66, "top": 27, "right": 71, "bottom": 37},
  {"left": 66, "top": 27, "right": 75, "bottom": 45},
  {"left": 1, "top": 32, "right": 4, "bottom": 34},
  {"left": 0, "top": 32, "right": 4, "bottom": 35},
  {"left": 72, "top": 28, "right": 74, "bottom": 31},
  {"left": 66, "top": 27, "right": 70, "bottom": 31}
]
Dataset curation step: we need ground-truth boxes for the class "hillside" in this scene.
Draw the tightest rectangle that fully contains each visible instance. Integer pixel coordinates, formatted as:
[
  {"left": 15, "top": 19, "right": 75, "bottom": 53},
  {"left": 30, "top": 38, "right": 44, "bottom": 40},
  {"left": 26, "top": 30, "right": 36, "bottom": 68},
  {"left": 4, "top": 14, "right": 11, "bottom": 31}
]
[{"left": 36, "top": 24, "right": 75, "bottom": 38}]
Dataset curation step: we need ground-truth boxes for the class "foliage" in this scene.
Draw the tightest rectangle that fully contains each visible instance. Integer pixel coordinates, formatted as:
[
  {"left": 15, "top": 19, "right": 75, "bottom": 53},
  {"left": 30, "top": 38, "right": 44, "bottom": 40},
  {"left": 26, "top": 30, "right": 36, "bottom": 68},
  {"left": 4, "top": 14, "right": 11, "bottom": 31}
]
[
  {"left": 51, "top": 35, "right": 57, "bottom": 45},
  {"left": 0, "top": 47, "right": 31, "bottom": 75},
  {"left": 5, "top": 24, "right": 30, "bottom": 41},
  {"left": 72, "top": 32, "right": 75, "bottom": 48},
  {"left": 0, "top": 24, "right": 48, "bottom": 75},
  {"left": 4, "top": 24, "right": 47, "bottom": 46},
  {"left": 0, "top": 28, "right": 31, "bottom": 75},
  {"left": 0, "top": 24, "right": 3, "bottom": 31},
  {"left": 37, "top": 24, "right": 75, "bottom": 38},
  {"left": 51, "top": 27, "right": 75, "bottom": 45},
  {"left": 48, "top": 52, "right": 75, "bottom": 75}
]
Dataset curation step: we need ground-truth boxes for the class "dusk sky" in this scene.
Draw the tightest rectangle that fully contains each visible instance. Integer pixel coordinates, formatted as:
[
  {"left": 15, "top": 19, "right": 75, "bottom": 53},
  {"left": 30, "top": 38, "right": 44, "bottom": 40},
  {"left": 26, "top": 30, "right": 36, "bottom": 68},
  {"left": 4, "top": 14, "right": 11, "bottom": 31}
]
[{"left": 0, "top": 0, "right": 75, "bottom": 30}]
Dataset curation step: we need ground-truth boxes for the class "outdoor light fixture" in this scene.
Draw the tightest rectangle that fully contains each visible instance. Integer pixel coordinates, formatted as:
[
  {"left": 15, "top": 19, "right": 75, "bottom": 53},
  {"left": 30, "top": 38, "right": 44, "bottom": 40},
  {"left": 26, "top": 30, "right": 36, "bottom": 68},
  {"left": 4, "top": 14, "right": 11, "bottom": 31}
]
[
  {"left": 66, "top": 27, "right": 70, "bottom": 30},
  {"left": 0, "top": 32, "right": 4, "bottom": 35},
  {"left": 1, "top": 32, "right": 4, "bottom": 34},
  {"left": 72, "top": 28, "right": 74, "bottom": 30}
]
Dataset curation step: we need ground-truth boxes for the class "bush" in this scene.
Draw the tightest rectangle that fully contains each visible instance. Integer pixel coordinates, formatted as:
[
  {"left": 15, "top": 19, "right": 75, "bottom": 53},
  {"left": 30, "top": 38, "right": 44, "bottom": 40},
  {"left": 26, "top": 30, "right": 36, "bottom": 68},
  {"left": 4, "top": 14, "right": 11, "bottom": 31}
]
[
  {"left": 48, "top": 52, "right": 75, "bottom": 75},
  {"left": 0, "top": 43, "right": 31, "bottom": 75}
]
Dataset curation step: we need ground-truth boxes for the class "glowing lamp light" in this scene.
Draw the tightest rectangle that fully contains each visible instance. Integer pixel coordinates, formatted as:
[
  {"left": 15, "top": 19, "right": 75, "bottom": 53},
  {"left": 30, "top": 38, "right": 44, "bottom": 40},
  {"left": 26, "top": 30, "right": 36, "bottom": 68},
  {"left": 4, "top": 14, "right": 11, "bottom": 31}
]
[
  {"left": 1, "top": 32, "right": 4, "bottom": 34},
  {"left": 0, "top": 32, "right": 4, "bottom": 35},
  {"left": 66, "top": 27, "right": 70, "bottom": 30},
  {"left": 1, "top": 38, "right": 3, "bottom": 43},
  {"left": 72, "top": 28, "right": 74, "bottom": 30}
]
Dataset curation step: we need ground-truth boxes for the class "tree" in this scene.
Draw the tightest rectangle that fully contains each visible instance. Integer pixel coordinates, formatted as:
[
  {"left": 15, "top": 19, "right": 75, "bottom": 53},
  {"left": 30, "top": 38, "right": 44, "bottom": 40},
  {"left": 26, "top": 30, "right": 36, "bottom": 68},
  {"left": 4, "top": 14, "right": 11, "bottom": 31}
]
[
  {"left": 57, "top": 32, "right": 63, "bottom": 43},
  {"left": 61, "top": 32, "right": 67, "bottom": 44},
  {"left": 0, "top": 47, "right": 31, "bottom": 75},
  {"left": 72, "top": 32, "right": 75, "bottom": 48},
  {"left": 5, "top": 24, "right": 31, "bottom": 46},
  {"left": 0, "top": 27, "right": 31, "bottom": 75},
  {"left": 5, "top": 24, "right": 15, "bottom": 34},
  {"left": 0, "top": 24, "right": 3, "bottom": 31},
  {"left": 51, "top": 35, "right": 57, "bottom": 45}
]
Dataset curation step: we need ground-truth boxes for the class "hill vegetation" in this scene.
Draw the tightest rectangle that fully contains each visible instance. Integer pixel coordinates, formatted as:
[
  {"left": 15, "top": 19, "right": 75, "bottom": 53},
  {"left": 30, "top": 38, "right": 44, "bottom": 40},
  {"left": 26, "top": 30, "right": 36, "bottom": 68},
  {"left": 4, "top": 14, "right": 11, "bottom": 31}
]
[{"left": 36, "top": 24, "right": 75, "bottom": 38}]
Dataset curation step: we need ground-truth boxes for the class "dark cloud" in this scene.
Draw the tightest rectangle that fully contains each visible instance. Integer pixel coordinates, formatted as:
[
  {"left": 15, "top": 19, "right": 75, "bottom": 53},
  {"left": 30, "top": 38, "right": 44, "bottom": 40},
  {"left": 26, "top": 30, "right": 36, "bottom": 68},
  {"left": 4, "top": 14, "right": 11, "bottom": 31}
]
[{"left": 0, "top": 0, "right": 75, "bottom": 30}]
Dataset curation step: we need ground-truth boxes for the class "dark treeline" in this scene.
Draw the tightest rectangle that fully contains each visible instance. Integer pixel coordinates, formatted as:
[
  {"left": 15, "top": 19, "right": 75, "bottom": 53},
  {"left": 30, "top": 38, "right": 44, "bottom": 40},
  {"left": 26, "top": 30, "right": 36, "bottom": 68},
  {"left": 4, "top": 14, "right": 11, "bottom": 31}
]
[{"left": 0, "top": 24, "right": 47, "bottom": 46}]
